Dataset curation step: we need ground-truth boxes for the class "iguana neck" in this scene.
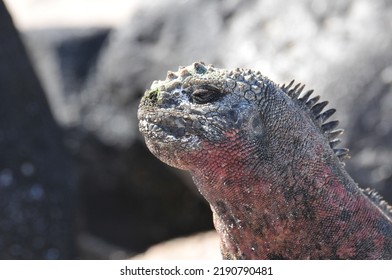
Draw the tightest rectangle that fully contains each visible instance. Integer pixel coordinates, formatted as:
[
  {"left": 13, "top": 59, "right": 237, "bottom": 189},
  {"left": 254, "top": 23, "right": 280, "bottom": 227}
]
[{"left": 190, "top": 134, "right": 392, "bottom": 259}]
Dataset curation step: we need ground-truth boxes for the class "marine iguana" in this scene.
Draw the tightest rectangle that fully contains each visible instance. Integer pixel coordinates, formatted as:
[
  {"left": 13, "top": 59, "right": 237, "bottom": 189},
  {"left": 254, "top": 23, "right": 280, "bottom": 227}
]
[{"left": 138, "top": 62, "right": 392, "bottom": 259}]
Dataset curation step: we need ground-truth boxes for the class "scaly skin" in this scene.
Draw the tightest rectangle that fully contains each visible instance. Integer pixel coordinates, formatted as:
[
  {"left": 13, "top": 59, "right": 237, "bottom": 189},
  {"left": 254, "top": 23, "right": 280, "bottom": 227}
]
[{"left": 138, "top": 62, "right": 392, "bottom": 259}]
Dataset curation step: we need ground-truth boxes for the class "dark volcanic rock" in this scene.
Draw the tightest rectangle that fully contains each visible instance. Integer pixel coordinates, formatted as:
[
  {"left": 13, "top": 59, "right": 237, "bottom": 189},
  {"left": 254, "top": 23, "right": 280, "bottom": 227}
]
[
  {"left": 76, "top": 136, "right": 213, "bottom": 253},
  {"left": 0, "top": 2, "right": 77, "bottom": 259}
]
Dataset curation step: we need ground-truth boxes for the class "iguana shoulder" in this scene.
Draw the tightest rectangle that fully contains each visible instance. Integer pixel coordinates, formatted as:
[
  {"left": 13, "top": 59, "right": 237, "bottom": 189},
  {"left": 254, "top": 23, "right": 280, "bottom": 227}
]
[{"left": 138, "top": 62, "right": 392, "bottom": 259}]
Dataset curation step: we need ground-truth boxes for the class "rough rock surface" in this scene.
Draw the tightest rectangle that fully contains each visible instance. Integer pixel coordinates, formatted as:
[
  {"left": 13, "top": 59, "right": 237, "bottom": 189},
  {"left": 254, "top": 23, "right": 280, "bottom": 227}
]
[{"left": 0, "top": 1, "right": 77, "bottom": 259}]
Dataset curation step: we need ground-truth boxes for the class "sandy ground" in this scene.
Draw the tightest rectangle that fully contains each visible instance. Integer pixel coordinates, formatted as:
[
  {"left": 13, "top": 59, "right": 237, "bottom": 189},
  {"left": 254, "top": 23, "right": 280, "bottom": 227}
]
[
  {"left": 4, "top": 0, "right": 140, "bottom": 29},
  {"left": 132, "top": 231, "right": 221, "bottom": 260}
]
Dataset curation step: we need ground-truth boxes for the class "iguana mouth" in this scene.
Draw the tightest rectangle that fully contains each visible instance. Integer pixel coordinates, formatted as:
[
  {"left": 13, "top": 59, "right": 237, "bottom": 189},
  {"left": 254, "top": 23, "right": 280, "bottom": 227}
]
[{"left": 138, "top": 110, "right": 199, "bottom": 141}]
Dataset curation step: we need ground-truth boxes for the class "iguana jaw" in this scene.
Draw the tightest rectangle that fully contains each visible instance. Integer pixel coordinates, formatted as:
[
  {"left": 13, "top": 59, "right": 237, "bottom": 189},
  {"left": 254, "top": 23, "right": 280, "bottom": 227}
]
[
  {"left": 138, "top": 104, "right": 202, "bottom": 170},
  {"left": 138, "top": 110, "right": 201, "bottom": 142}
]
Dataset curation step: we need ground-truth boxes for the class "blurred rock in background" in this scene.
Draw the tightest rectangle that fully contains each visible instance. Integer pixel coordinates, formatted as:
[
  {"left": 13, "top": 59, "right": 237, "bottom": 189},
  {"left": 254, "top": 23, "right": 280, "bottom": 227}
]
[
  {"left": 2, "top": 0, "right": 391, "bottom": 259},
  {"left": 0, "top": 1, "right": 77, "bottom": 259}
]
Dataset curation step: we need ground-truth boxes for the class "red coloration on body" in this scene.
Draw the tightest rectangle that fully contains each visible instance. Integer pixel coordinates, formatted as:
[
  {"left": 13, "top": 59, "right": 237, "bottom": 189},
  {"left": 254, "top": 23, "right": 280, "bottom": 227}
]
[{"left": 187, "top": 129, "right": 392, "bottom": 259}]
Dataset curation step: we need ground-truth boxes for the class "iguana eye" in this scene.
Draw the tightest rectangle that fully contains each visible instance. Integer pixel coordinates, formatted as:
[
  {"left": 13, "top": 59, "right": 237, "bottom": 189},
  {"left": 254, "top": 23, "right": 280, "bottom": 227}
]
[{"left": 191, "top": 85, "right": 223, "bottom": 104}]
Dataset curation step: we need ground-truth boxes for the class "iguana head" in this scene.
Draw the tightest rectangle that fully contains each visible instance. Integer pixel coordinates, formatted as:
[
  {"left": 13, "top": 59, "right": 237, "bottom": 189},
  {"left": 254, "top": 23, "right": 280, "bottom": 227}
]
[
  {"left": 139, "top": 62, "right": 273, "bottom": 171},
  {"left": 138, "top": 62, "right": 345, "bottom": 174}
]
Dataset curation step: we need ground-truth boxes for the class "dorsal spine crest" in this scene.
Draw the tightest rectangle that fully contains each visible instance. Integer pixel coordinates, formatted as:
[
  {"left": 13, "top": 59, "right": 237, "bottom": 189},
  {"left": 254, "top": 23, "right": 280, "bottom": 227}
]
[{"left": 280, "top": 81, "right": 349, "bottom": 161}]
